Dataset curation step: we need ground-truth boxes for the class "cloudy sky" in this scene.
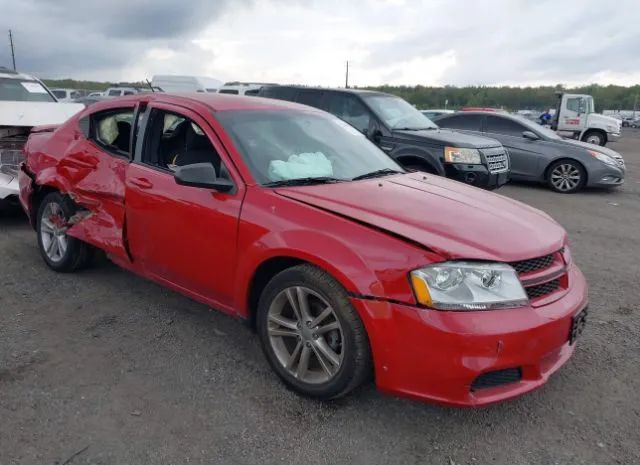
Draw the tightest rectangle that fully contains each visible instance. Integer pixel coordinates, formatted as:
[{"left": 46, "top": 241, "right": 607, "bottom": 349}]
[{"left": 2, "top": 0, "right": 639, "bottom": 87}]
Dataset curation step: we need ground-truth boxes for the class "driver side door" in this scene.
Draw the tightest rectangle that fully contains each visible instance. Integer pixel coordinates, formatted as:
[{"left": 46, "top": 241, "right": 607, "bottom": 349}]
[{"left": 125, "top": 103, "right": 245, "bottom": 312}]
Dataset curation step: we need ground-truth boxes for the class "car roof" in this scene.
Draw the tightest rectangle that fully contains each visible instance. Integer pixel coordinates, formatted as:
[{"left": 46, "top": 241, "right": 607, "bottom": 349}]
[
  {"left": 0, "top": 67, "right": 39, "bottom": 81},
  {"left": 261, "top": 85, "right": 389, "bottom": 97},
  {"left": 86, "top": 92, "right": 321, "bottom": 113}
]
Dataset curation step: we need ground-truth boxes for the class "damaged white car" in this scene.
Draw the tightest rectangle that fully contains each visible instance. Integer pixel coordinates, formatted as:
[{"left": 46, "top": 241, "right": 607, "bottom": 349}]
[{"left": 0, "top": 67, "right": 83, "bottom": 211}]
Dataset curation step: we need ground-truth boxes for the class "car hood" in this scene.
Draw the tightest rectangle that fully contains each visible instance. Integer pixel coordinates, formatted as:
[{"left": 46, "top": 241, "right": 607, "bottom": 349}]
[
  {"left": 557, "top": 137, "right": 623, "bottom": 159},
  {"left": 276, "top": 173, "right": 566, "bottom": 262},
  {"left": 589, "top": 113, "right": 621, "bottom": 130},
  {"left": 0, "top": 101, "right": 84, "bottom": 127},
  {"left": 393, "top": 128, "right": 501, "bottom": 149}
]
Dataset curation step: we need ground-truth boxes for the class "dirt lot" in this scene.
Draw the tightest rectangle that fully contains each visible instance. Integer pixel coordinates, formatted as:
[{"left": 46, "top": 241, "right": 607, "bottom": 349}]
[{"left": 1, "top": 130, "right": 639, "bottom": 465}]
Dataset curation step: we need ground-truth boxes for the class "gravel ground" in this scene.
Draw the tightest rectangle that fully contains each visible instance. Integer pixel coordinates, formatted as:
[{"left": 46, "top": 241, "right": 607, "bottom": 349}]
[{"left": 1, "top": 130, "right": 639, "bottom": 465}]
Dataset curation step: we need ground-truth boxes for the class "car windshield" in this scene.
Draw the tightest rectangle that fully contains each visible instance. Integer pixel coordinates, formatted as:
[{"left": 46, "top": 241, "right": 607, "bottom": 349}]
[
  {"left": 512, "top": 114, "right": 563, "bottom": 140},
  {"left": 364, "top": 94, "right": 438, "bottom": 130},
  {"left": 0, "top": 78, "right": 56, "bottom": 102},
  {"left": 216, "top": 109, "right": 404, "bottom": 185}
]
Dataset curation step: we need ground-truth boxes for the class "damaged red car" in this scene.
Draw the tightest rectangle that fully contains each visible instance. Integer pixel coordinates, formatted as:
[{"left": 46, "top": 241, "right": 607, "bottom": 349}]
[{"left": 19, "top": 93, "right": 588, "bottom": 406}]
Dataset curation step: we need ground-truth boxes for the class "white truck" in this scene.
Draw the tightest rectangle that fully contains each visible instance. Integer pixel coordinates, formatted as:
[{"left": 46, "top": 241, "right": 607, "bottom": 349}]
[
  {"left": 552, "top": 92, "right": 621, "bottom": 146},
  {"left": 0, "top": 67, "right": 84, "bottom": 211}
]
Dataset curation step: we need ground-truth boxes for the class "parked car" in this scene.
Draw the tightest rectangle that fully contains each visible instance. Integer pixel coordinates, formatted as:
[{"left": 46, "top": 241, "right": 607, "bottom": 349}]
[
  {"left": 258, "top": 86, "right": 510, "bottom": 190},
  {"left": 631, "top": 118, "right": 640, "bottom": 129},
  {"left": 104, "top": 87, "right": 140, "bottom": 98},
  {"left": 87, "top": 91, "right": 104, "bottom": 98},
  {"left": 621, "top": 117, "right": 634, "bottom": 128},
  {"left": 420, "top": 109, "right": 454, "bottom": 120},
  {"left": 218, "top": 82, "right": 273, "bottom": 96},
  {"left": 50, "top": 88, "right": 83, "bottom": 102},
  {"left": 19, "top": 93, "right": 588, "bottom": 406},
  {"left": 434, "top": 111, "right": 625, "bottom": 193},
  {"left": 151, "top": 75, "right": 222, "bottom": 93},
  {"left": 0, "top": 67, "right": 83, "bottom": 211}
]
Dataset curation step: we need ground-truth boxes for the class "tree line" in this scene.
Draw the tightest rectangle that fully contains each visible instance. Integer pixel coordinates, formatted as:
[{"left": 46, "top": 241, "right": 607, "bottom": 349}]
[
  {"left": 362, "top": 84, "right": 640, "bottom": 112},
  {"left": 42, "top": 78, "right": 640, "bottom": 112}
]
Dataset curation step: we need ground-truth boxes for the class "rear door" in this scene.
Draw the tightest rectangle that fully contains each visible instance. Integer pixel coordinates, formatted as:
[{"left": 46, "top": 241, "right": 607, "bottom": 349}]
[
  {"left": 63, "top": 105, "right": 137, "bottom": 261},
  {"left": 484, "top": 115, "right": 543, "bottom": 179}
]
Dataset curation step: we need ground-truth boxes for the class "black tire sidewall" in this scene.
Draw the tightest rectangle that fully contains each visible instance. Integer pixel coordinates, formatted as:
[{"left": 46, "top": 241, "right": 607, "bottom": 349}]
[
  {"left": 547, "top": 160, "right": 586, "bottom": 194},
  {"left": 36, "top": 192, "right": 85, "bottom": 271},
  {"left": 257, "top": 265, "right": 369, "bottom": 399}
]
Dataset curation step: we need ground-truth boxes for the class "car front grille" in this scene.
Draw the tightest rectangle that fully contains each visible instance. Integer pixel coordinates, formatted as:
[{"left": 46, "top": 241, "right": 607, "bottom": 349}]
[
  {"left": 471, "top": 368, "right": 522, "bottom": 391},
  {"left": 511, "top": 253, "right": 556, "bottom": 274},
  {"left": 525, "top": 278, "right": 560, "bottom": 299},
  {"left": 482, "top": 147, "right": 509, "bottom": 174}
]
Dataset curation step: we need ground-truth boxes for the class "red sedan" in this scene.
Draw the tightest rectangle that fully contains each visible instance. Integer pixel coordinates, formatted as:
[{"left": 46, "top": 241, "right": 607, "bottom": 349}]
[{"left": 19, "top": 93, "right": 588, "bottom": 406}]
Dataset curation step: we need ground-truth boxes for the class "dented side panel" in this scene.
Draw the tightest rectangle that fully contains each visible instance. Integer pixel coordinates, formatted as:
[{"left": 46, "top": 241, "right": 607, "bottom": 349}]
[{"left": 22, "top": 116, "right": 130, "bottom": 261}]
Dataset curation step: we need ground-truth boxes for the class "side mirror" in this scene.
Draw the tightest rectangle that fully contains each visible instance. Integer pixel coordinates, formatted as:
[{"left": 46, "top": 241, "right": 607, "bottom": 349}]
[
  {"left": 522, "top": 130, "right": 540, "bottom": 141},
  {"left": 174, "top": 162, "right": 234, "bottom": 192}
]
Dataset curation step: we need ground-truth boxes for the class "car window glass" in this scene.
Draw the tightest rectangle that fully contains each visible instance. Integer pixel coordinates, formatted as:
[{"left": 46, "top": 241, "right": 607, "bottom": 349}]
[
  {"left": 326, "top": 94, "right": 370, "bottom": 132},
  {"left": 244, "top": 88, "right": 260, "bottom": 96},
  {"left": 142, "top": 109, "right": 227, "bottom": 178},
  {"left": 437, "top": 114, "right": 482, "bottom": 131},
  {"left": 108, "top": 90, "right": 120, "bottom": 96},
  {"left": 52, "top": 90, "right": 66, "bottom": 98},
  {"left": 219, "top": 89, "right": 239, "bottom": 95},
  {"left": 296, "top": 90, "right": 324, "bottom": 109},
  {"left": 91, "top": 109, "right": 135, "bottom": 156},
  {"left": 0, "top": 79, "right": 56, "bottom": 102},
  {"left": 485, "top": 116, "right": 526, "bottom": 137}
]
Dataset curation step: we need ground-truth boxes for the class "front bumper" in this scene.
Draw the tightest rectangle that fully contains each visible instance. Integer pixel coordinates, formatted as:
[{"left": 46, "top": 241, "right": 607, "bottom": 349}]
[
  {"left": 444, "top": 163, "right": 510, "bottom": 190},
  {"left": 607, "top": 132, "right": 621, "bottom": 142},
  {"left": 0, "top": 173, "right": 20, "bottom": 208},
  {"left": 587, "top": 163, "right": 625, "bottom": 188},
  {"left": 352, "top": 264, "right": 588, "bottom": 407}
]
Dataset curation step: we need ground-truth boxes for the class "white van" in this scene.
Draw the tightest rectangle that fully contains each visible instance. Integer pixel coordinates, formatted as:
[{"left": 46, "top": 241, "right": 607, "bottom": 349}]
[{"left": 151, "top": 75, "right": 222, "bottom": 93}]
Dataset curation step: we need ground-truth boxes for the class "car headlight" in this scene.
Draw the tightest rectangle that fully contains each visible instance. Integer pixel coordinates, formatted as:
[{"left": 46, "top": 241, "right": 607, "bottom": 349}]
[
  {"left": 606, "top": 125, "right": 617, "bottom": 132},
  {"left": 0, "top": 148, "right": 24, "bottom": 177},
  {"left": 588, "top": 150, "right": 617, "bottom": 167},
  {"left": 444, "top": 147, "right": 481, "bottom": 164},
  {"left": 410, "top": 262, "right": 528, "bottom": 310}
]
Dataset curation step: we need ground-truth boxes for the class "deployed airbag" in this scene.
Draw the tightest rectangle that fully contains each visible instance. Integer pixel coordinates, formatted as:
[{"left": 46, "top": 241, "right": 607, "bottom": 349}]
[{"left": 268, "top": 152, "right": 333, "bottom": 181}]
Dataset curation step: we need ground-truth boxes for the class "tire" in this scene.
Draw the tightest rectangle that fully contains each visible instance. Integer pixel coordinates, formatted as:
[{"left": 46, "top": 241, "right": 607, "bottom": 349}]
[
  {"left": 581, "top": 130, "right": 606, "bottom": 146},
  {"left": 257, "top": 264, "right": 372, "bottom": 400},
  {"left": 547, "top": 160, "right": 586, "bottom": 194},
  {"left": 36, "top": 192, "right": 94, "bottom": 272}
]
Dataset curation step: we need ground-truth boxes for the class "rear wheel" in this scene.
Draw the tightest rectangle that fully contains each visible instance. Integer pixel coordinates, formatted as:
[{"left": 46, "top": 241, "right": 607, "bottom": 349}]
[
  {"left": 37, "top": 192, "right": 94, "bottom": 272},
  {"left": 547, "top": 160, "right": 586, "bottom": 193},
  {"left": 582, "top": 130, "right": 606, "bottom": 146},
  {"left": 257, "top": 264, "right": 372, "bottom": 400}
]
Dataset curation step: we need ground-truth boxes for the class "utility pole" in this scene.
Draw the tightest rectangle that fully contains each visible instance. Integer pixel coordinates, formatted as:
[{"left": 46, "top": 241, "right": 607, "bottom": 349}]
[
  {"left": 345, "top": 61, "right": 349, "bottom": 88},
  {"left": 8, "top": 29, "right": 16, "bottom": 70},
  {"left": 634, "top": 94, "right": 638, "bottom": 120}
]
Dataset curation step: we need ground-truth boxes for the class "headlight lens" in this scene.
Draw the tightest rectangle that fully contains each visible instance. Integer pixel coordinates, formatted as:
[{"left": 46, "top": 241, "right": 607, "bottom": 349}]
[
  {"left": 588, "top": 150, "right": 617, "bottom": 166},
  {"left": 0, "top": 148, "right": 24, "bottom": 177},
  {"left": 444, "top": 147, "right": 481, "bottom": 164},
  {"left": 410, "top": 262, "right": 528, "bottom": 310}
]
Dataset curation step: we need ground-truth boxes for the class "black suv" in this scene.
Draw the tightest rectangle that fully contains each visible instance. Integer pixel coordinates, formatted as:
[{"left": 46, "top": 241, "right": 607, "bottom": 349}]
[{"left": 257, "top": 86, "right": 510, "bottom": 189}]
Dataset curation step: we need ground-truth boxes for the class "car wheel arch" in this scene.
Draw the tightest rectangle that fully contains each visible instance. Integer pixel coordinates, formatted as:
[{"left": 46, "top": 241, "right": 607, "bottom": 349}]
[
  {"left": 544, "top": 157, "right": 589, "bottom": 185},
  {"left": 395, "top": 153, "right": 440, "bottom": 174},
  {"left": 581, "top": 129, "right": 607, "bottom": 145}
]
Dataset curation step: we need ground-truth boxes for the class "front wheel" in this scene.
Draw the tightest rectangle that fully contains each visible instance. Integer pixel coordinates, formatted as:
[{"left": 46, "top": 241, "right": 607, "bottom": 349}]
[
  {"left": 257, "top": 264, "right": 372, "bottom": 400},
  {"left": 582, "top": 130, "right": 606, "bottom": 146},
  {"left": 547, "top": 160, "right": 586, "bottom": 193},
  {"left": 37, "top": 192, "right": 94, "bottom": 272}
]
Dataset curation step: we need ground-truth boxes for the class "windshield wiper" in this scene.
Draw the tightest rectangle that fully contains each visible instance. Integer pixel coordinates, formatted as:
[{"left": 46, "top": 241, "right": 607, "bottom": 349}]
[
  {"left": 352, "top": 168, "right": 404, "bottom": 181},
  {"left": 263, "top": 177, "right": 343, "bottom": 187}
]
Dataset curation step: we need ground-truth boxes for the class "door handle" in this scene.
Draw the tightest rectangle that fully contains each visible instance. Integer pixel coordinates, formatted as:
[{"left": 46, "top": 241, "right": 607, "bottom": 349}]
[{"left": 130, "top": 177, "right": 153, "bottom": 189}]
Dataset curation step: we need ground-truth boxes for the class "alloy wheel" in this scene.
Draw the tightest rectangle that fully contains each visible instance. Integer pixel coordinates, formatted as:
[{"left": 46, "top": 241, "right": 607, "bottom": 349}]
[
  {"left": 550, "top": 163, "right": 582, "bottom": 192},
  {"left": 267, "top": 286, "right": 344, "bottom": 384},
  {"left": 40, "top": 202, "right": 69, "bottom": 262}
]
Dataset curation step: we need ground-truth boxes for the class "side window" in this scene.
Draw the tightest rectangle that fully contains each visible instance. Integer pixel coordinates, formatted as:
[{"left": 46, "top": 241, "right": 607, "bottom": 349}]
[
  {"left": 296, "top": 90, "right": 324, "bottom": 109},
  {"left": 260, "top": 86, "right": 297, "bottom": 101},
  {"left": 485, "top": 116, "right": 526, "bottom": 137},
  {"left": 437, "top": 114, "right": 482, "bottom": 131},
  {"left": 90, "top": 108, "right": 135, "bottom": 157},
  {"left": 326, "top": 94, "right": 371, "bottom": 133},
  {"left": 566, "top": 98, "right": 581, "bottom": 113},
  {"left": 108, "top": 89, "right": 121, "bottom": 97},
  {"left": 142, "top": 109, "right": 225, "bottom": 177},
  {"left": 124, "top": 91, "right": 135, "bottom": 95},
  {"left": 244, "top": 88, "right": 261, "bottom": 96},
  {"left": 219, "top": 89, "right": 239, "bottom": 95}
]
